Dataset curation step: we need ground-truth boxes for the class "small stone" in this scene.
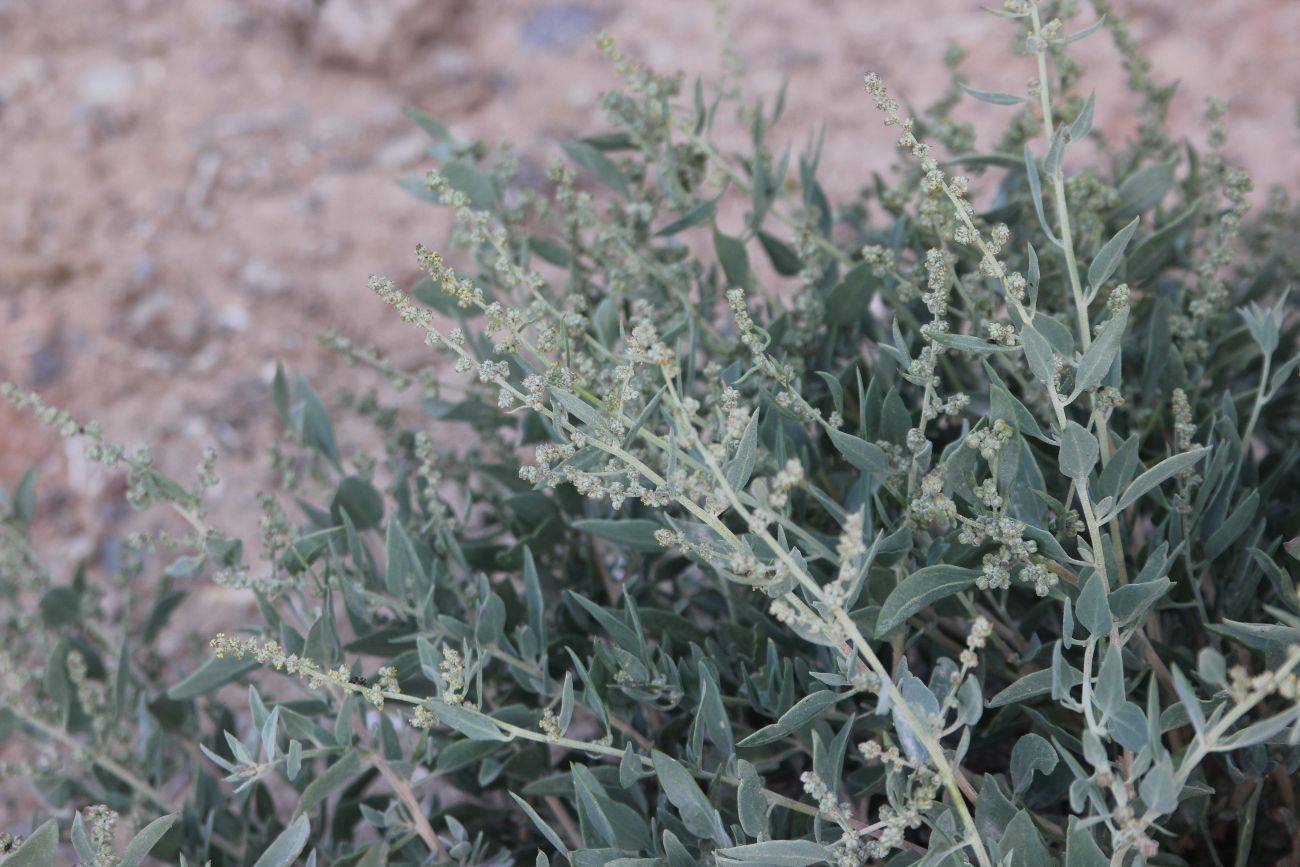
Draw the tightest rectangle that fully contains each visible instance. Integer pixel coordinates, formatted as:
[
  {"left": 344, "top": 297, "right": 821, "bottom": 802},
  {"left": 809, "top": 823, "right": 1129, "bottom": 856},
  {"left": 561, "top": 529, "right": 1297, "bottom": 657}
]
[
  {"left": 29, "top": 340, "right": 66, "bottom": 388},
  {"left": 238, "top": 259, "right": 291, "bottom": 295},
  {"left": 313, "top": 0, "right": 445, "bottom": 70},
  {"left": 521, "top": 4, "right": 605, "bottom": 53},
  {"left": 131, "top": 253, "right": 158, "bottom": 288},
  {"left": 78, "top": 61, "right": 136, "bottom": 107}
]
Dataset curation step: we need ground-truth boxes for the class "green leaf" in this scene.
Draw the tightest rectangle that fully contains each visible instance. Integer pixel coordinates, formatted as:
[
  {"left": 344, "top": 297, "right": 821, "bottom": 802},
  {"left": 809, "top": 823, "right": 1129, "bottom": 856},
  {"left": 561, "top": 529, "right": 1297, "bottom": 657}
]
[
  {"left": 72, "top": 813, "right": 96, "bottom": 864},
  {"left": 252, "top": 814, "right": 311, "bottom": 867},
  {"left": 891, "top": 673, "right": 941, "bottom": 763},
  {"left": 696, "top": 664, "right": 733, "bottom": 755},
  {"left": 1069, "top": 308, "right": 1128, "bottom": 403},
  {"left": 558, "top": 672, "right": 575, "bottom": 735},
  {"left": 1204, "top": 490, "right": 1259, "bottom": 560},
  {"left": 715, "top": 840, "right": 830, "bottom": 866},
  {"left": 1088, "top": 216, "right": 1140, "bottom": 292},
  {"left": 930, "top": 332, "right": 1016, "bottom": 355},
  {"left": 1220, "top": 705, "right": 1300, "bottom": 749},
  {"left": 288, "top": 372, "right": 338, "bottom": 464},
  {"left": 385, "top": 517, "right": 425, "bottom": 598},
  {"left": 119, "top": 813, "right": 180, "bottom": 867},
  {"left": 1114, "top": 161, "right": 1175, "bottom": 218},
  {"left": 990, "top": 669, "right": 1062, "bottom": 707},
  {"left": 1045, "top": 126, "right": 1067, "bottom": 178},
  {"left": 1172, "top": 666, "right": 1205, "bottom": 733},
  {"left": 1011, "top": 733, "right": 1058, "bottom": 797},
  {"left": 959, "top": 82, "right": 1027, "bottom": 105},
  {"left": 1021, "top": 322, "right": 1058, "bottom": 387},
  {"left": 298, "top": 750, "right": 360, "bottom": 815},
  {"left": 437, "top": 703, "right": 512, "bottom": 742},
  {"left": 975, "top": 778, "right": 1018, "bottom": 854},
  {"left": 39, "top": 585, "right": 81, "bottom": 628},
  {"left": 12, "top": 464, "right": 35, "bottom": 525},
  {"left": 823, "top": 262, "right": 876, "bottom": 325},
  {"left": 1023, "top": 143, "right": 1060, "bottom": 246},
  {"left": 652, "top": 750, "right": 728, "bottom": 845},
  {"left": 552, "top": 388, "right": 606, "bottom": 429},
  {"left": 1095, "top": 641, "right": 1126, "bottom": 718},
  {"left": 3, "top": 819, "right": 58, "bottom": 866},
  {"left": 510, "top": 793, "right": 571, "bottom": 856},
  {"left": 1109, "top": 577, "right": 1172, "bottom": 626},
  {"left": 876, "top": 566, "right": 979, "bottom": 636},
  {"left": 1066, "top": 822, "right": 1109, "bottom": 867},
  {"left": 1058, "top": 421, "right": 1100, "bottom": 481},
  {"left": 1126, "top": 200, "right": 1200, "bottom": 283},
  {"left": 999, "top": 810, "right": 1051, "bottom": 867},
  {"left": 168, "top": 656, "right": 260, "bottom": 700},
  {"left": 1069, "top": 90, "right": 1097, "bottom": 141},
  {"left": 1114, "top": 448, "right": 1209, "bottom": 512},
  {"left": 735, "top": 759, "right": 768, "bottom": 838},
  {"left": 560, "top": 139, "right": 629, "bottom": 197},
  {"left": 530, "top": 236, "right": 572, "bottom": 267},
  {"left": 444, "top": 159, "right": 497, "bottom": 210},
  {"left": 827, "top": 428, "right": 889, "bottom": 475},
  {"left": 403, "top": 106, "right": 451, "bottom": 142},
  {"left": 1139, "top": 759, "right": 1181, "bottom": 814},
  {"left": 757, "top": 230, "right": 801, "bottom": 276},
  {"left": 573, "top": 518, "right": 663, "bottom": 553},
  {"left": 1076, "top": 572, "right": 1112, "bottom": 636},
  {"left": 1066, "top": 15, "right": 1107, "bottom": 43},
  {"left": 655, "top": 194, "right": 722, "bottom": 237},
  {"left": 725, "top": 410, "right": 760, "bottom": 491},
  {"left": 738, "top": 690, "right": 846, "bottom": 747},
  {"left": 714, "top": 229, "right": 751, "bottom": 290}
]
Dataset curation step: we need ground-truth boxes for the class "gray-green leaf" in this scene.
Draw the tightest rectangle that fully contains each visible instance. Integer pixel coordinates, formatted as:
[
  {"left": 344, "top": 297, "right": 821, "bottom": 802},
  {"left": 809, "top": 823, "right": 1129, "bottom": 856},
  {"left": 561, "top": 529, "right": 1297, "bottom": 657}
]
[
  {"left": 3, "top": 820, "right": 58, "bottom": 867},
  {"left": 1114, "top": 448, "right": 1209, "bottom": 512},
  {"left": 1088, "top": 216, "right": 1140, "bottom": 292},
  {"left": 738, "top": 690, "right": 846, "bottom": 747},
  {"left": 1011, "top": 734, "right": 1058, "bottom": 797},
  {"left": 875, "top": 566, "right": 979, "bottom": 636},
  {"left": 437, "top": 703, "right": 512, "bottom": 742},
  {"left": 252, "top": 814, "right": 311, "bottom": 867},
  {"left": 827, "top": 428, "right": 889, "bottom": 475},
  {"left": 715, "top": 840, "right": 830, "bottom": 866},
  {"left": 652, "top": 750, "right": 728, "bottom": 845},
  {"left": 1076, "top": 572, "right": 1112, "bottom": 636},
  {"left": 1058, "top": 421, "right": 1100, "bottom": 481},
  {"left": 1069, "top": 308, "right": 1128, "bottom": 402},
  {"left": 959, "top": 83, "right": 1027, "bottom": 105},
  {"left": 573, "top": 519, "right": 664, "bottom": 553},
  {"left": 119, "top": 813, "right": 180, "bottom": 867},
  {"left": 725, "top": 411, "right": 760, "bottom": 491}
]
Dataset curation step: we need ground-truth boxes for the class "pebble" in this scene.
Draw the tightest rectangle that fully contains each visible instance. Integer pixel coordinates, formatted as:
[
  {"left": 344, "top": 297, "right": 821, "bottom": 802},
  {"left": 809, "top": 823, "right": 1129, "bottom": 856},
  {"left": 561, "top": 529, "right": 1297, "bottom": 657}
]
[
  {"left": 521, "top": 4, "right": 605, "bottom": 53},
  {"left": 238, "top": 259, "right": 291, "bottom": 295},
  {"left": 78, "top": 60, "right": 136, "bottom": 107}
]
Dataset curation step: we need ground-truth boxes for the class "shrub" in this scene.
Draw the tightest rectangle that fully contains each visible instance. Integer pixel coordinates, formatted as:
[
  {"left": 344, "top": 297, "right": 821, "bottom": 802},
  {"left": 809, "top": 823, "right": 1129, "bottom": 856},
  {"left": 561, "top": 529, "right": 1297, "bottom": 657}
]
[{"left": 4, "top": 1, "right": 1300, "bottom": 865}]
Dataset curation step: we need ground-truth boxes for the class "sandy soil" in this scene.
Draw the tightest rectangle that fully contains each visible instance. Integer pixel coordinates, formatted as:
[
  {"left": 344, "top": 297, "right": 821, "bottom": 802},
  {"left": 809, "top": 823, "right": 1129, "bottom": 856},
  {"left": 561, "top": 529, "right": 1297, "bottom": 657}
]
[{"left": 0, "top": 0, "right": 1297, "bottom": 827}]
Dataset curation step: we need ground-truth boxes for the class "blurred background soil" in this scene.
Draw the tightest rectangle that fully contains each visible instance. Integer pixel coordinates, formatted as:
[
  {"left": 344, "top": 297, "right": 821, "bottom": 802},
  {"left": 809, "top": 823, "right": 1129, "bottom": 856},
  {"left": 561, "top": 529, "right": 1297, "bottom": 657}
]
[{"left": 1, "top": 0, "right": 1298, "bottom": 711}]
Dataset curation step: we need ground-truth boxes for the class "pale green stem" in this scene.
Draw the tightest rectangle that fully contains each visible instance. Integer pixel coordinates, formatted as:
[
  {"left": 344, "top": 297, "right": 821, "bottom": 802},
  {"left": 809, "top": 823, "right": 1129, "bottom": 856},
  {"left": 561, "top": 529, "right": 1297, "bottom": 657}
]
[
  {"left": 659, "top": 378, "right": 994, "bottom": 867},
  {"left": 1029, "top": 5, "right": 1091, "bottom": 351}
]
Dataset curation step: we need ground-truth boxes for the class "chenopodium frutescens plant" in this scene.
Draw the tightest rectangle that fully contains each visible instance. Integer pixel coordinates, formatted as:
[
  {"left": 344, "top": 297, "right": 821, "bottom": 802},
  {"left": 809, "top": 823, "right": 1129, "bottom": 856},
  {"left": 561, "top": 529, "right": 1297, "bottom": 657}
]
[{"left": 5, "top": 0, "right": 1300, "bottom": 864}]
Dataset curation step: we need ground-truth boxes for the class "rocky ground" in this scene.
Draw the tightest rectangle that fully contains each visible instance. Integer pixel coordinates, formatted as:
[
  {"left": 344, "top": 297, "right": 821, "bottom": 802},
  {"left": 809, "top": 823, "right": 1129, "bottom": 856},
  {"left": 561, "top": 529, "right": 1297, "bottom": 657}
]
[{"left": 0, "top": 0, "right": 1297, "bottom": 829}]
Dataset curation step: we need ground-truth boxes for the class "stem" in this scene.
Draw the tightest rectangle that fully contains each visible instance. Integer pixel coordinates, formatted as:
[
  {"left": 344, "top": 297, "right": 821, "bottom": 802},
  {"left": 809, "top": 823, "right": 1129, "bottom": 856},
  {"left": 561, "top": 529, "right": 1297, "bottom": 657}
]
[
  {"left": 1077, "top": 479, "right": 1110, "bottom": 587},
  {"left": 658, "top": 379, "right": 994, "bottom": 867},
  {"left": 1029, "top": 5, "right": 1091, "bottom": 351},
  {"left": 14, "top": 707, "right": 242, "bottom": 858},
  {"left": 370, "top": 750, "right": 447, "bottom": 857},
  {"left": 1080, "top": 637, "right": 1100, "bottom": 734},
  {"left": 1238, "top": 350, "right": 1272, "bottom": 460}
]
